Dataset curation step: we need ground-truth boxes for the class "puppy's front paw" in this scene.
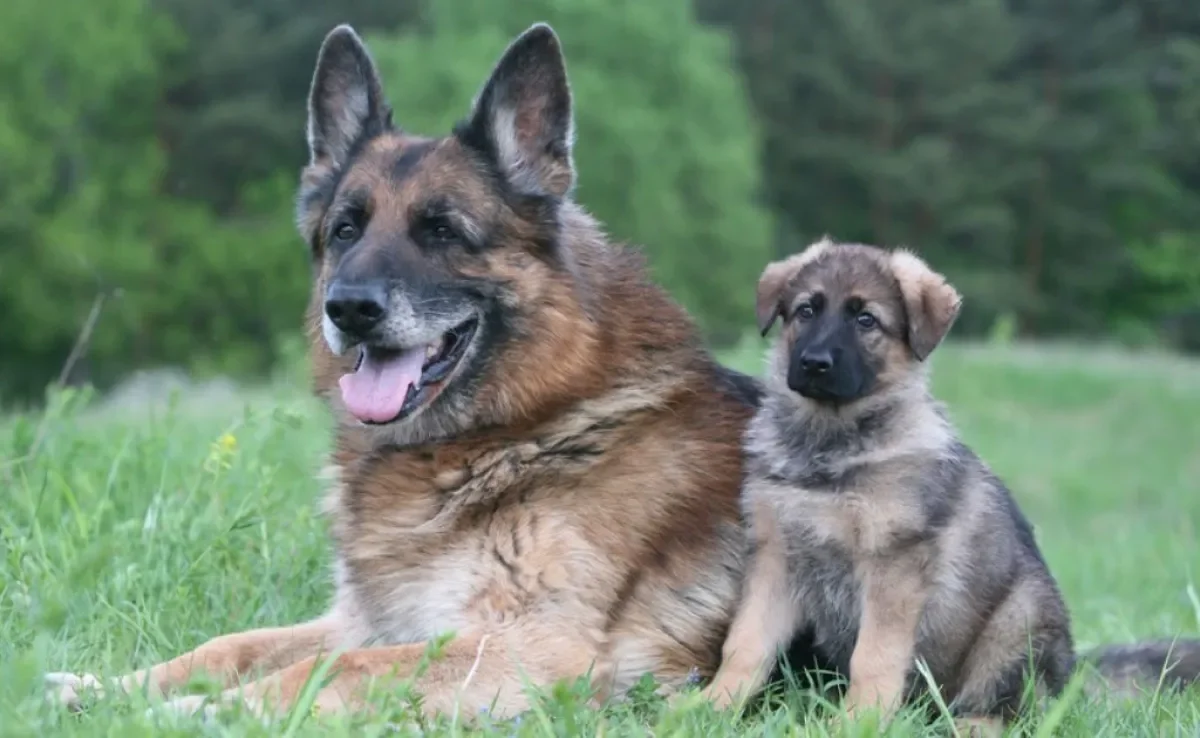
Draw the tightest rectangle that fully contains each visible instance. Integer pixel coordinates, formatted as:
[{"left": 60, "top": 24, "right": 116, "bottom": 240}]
[{"left": 44, "top": 672, "right": 104, "bottom": 711}]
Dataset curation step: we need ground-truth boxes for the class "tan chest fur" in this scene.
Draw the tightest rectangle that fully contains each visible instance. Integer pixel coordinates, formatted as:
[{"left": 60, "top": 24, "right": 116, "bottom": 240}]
[
  {"left": 323, "top": 458, "right": 619, "bottom": 647},
  {"left": 751, "top": 462, "right": 929, "bottom": 557},
  {"left": 317, "top": 392, "right": 749, "bottom": 692}
]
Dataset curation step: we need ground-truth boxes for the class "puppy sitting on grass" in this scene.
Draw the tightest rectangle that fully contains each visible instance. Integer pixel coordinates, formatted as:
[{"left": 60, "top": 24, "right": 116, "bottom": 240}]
[{"left": 702, "top": 238, "right": 1083, "bottom": 729}]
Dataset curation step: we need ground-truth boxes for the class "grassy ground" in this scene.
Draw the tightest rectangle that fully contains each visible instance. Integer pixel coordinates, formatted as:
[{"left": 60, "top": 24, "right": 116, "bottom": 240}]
[{"left": 1, "top": 340, "right": 1198, "bottom": 736}]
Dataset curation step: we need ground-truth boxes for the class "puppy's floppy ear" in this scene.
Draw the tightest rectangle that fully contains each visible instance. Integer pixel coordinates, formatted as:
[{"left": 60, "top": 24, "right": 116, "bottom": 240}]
[
  {"left": 306, "top": 25, "right": 392, "bottom": 169},
  {"left": 459, "top": 23, "right": 575, "bottom": 199},
  {"left": 755, "top": 260, "right": 794, "bottom": 336},
  {"left": 889, "top": 249, "right": 963, "bottom": 361},
  {"left": 755, "top": 238, "right": 834, "bottom": 336}
]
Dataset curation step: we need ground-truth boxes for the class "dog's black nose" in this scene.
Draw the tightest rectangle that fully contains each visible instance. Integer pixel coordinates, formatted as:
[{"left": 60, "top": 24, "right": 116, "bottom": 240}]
[
  {"left": 325, "top": 281, "right": 388, "bottom": 337},
  {"left": 799, "top": 349, "right": 833, "bottom": 375}
]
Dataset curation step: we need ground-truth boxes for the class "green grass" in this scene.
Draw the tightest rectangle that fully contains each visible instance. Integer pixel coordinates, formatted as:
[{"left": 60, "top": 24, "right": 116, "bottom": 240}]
[{"left": 2, "top": 341, "right": 1198, "bottom": 736}]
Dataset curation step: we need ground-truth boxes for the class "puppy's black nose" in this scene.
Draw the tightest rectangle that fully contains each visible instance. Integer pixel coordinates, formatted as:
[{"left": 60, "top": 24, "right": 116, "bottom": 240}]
[
  {"left": 799, "top": 349, "right": 833, "bottom": 376},
  {"left": 325, "top": 281, "right": 388, "bottom": 338}
]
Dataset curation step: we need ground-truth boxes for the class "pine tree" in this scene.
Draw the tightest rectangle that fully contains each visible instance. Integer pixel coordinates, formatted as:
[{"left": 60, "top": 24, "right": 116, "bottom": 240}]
[
  {"left": 1005, "top": 0, "right": 1174, "bottom": 335},
  {"left": 0, "top": 0, "right": 174, "bottom": 397},
  {"left": 152, "top": 0, "right": 419, "bottom": 213},
  {"left": 703, "top": 0, "right": 1042, "bottom": 333}
]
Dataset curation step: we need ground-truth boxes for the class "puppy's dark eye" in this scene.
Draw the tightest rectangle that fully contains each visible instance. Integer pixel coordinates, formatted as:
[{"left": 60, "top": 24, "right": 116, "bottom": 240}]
[
  {"left": 856, "top": 312, "right": 878, "bottom": 329},
  {"left": 794, "top": 302, "right": 816, "bottom": 320},
  {"left": 334, "top": 223, "right": 359, "bottom": 242}
]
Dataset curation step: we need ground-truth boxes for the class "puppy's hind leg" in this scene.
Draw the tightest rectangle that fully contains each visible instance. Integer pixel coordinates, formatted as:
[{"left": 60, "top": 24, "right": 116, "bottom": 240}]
[{"left": 948, "top": 579, "right": 1073, "bottom": 725}]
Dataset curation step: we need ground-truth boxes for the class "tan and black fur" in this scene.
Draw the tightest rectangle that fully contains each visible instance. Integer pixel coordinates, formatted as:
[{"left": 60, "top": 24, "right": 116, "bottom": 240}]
[
  {"left": 45, "top": 23, "right": 770, "bottom": 720},
  {"left": 702, "top": 239, "right": 1200, "bottom": 728}
]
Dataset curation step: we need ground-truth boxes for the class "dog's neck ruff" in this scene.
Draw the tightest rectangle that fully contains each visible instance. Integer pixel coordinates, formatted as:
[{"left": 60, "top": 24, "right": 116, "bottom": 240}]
[{"left": 750, "top": 377, "right": 953, "bottom": 491}]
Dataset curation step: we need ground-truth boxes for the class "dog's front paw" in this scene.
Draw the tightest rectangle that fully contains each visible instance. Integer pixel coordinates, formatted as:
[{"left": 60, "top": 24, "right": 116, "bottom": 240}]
[
  {"left": 148, "top": 694, "right": 223, "bottom": 722},
  {"left": 149, "top": 692, "right": 260, "bottom": 723},
  {"left": 44, "top": 672, "right": 104, "bottom": 711}
]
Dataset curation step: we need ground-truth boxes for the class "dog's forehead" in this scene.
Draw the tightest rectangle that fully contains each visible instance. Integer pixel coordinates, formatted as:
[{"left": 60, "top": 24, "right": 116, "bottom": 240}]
[
  {"left": 789, "top": 247, "right": 896, "bottom": 301},
  {"left": 335, "top": 133, "right": 493, "bottom": 214}
]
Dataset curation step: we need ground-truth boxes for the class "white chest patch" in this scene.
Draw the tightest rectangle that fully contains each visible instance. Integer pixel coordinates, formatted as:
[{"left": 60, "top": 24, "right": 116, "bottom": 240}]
[{"left": 333, "top": 550, "right": 479, "bottom": 646}]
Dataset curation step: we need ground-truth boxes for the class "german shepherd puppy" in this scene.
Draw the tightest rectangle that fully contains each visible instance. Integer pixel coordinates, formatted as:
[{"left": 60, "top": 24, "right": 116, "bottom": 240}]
[
  {"left": 701, "top": 239, "right": 1200, "bottom": 729},
  {"left": 46, "top": 23, "right": 768, "bottom": 720}
]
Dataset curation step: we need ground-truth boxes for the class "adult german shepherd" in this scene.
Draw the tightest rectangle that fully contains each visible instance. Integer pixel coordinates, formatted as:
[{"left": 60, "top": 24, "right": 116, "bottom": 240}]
[
  {"left": 47, "top": 23, "right": 765, "bottom": 720},
  {"left": 701, "top": 239, "right": 1200, "bottom": 731}
]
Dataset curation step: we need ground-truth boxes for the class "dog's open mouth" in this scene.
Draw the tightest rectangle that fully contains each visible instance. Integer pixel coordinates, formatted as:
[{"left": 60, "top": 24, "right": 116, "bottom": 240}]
[{"left": 338, "top": 317, "right": 479, "bottom": 425}]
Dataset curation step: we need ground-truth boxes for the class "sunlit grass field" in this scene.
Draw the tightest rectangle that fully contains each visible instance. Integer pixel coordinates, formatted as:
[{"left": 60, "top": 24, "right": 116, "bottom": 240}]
[{"left": 2, "top": 340, "right": 1198, "bottom": 736}]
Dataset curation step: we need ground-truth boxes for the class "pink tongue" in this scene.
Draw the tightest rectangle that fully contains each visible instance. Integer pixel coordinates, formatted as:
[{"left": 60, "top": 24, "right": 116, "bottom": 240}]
[{"left": 338, "top": 348, "right": 426, "bottom": 423}]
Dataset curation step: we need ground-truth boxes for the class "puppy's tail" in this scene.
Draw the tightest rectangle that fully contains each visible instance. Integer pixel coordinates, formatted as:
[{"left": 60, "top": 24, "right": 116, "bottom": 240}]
[{"left": 1078, "top": 638, "right": 1200, "bottom": 697}]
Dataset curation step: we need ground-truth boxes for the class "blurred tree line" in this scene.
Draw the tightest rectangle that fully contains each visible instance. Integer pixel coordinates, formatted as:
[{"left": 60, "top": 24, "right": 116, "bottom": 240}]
[
  {"left": 2, "top": 0, "right": 1198, "bottom": 402},
  {"left": 698, "top": 0, "right": 1200, "bottom": 345}
]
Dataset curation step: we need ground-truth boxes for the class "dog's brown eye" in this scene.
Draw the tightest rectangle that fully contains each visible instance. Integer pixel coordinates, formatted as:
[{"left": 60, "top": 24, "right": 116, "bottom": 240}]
[
  {"left": 795, "top": 302, "right": 816, "bottom": 320},
  {"left": 334, "top": 223, "right": 359, "bottom": 242},
  {"left": 856, "top": 312, "right": 877, "bottom": 329},
  {"left": 422, "top": 216, "right": 459, "bottom": 245}
]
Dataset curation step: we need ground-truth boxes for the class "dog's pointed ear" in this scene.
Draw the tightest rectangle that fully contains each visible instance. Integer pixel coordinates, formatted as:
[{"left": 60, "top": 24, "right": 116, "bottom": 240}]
[
  {"left": 755, "top": 259, "right": 794, "bottom": 337},
  {"left": 890, "top": 249, "right": 963, "bottom": 361},
  {"left": 460, "top": 24, "right": 575, "bottom": 198},
  {"left": 306, "top": 25, "right": 392, "bottom": 169}
]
